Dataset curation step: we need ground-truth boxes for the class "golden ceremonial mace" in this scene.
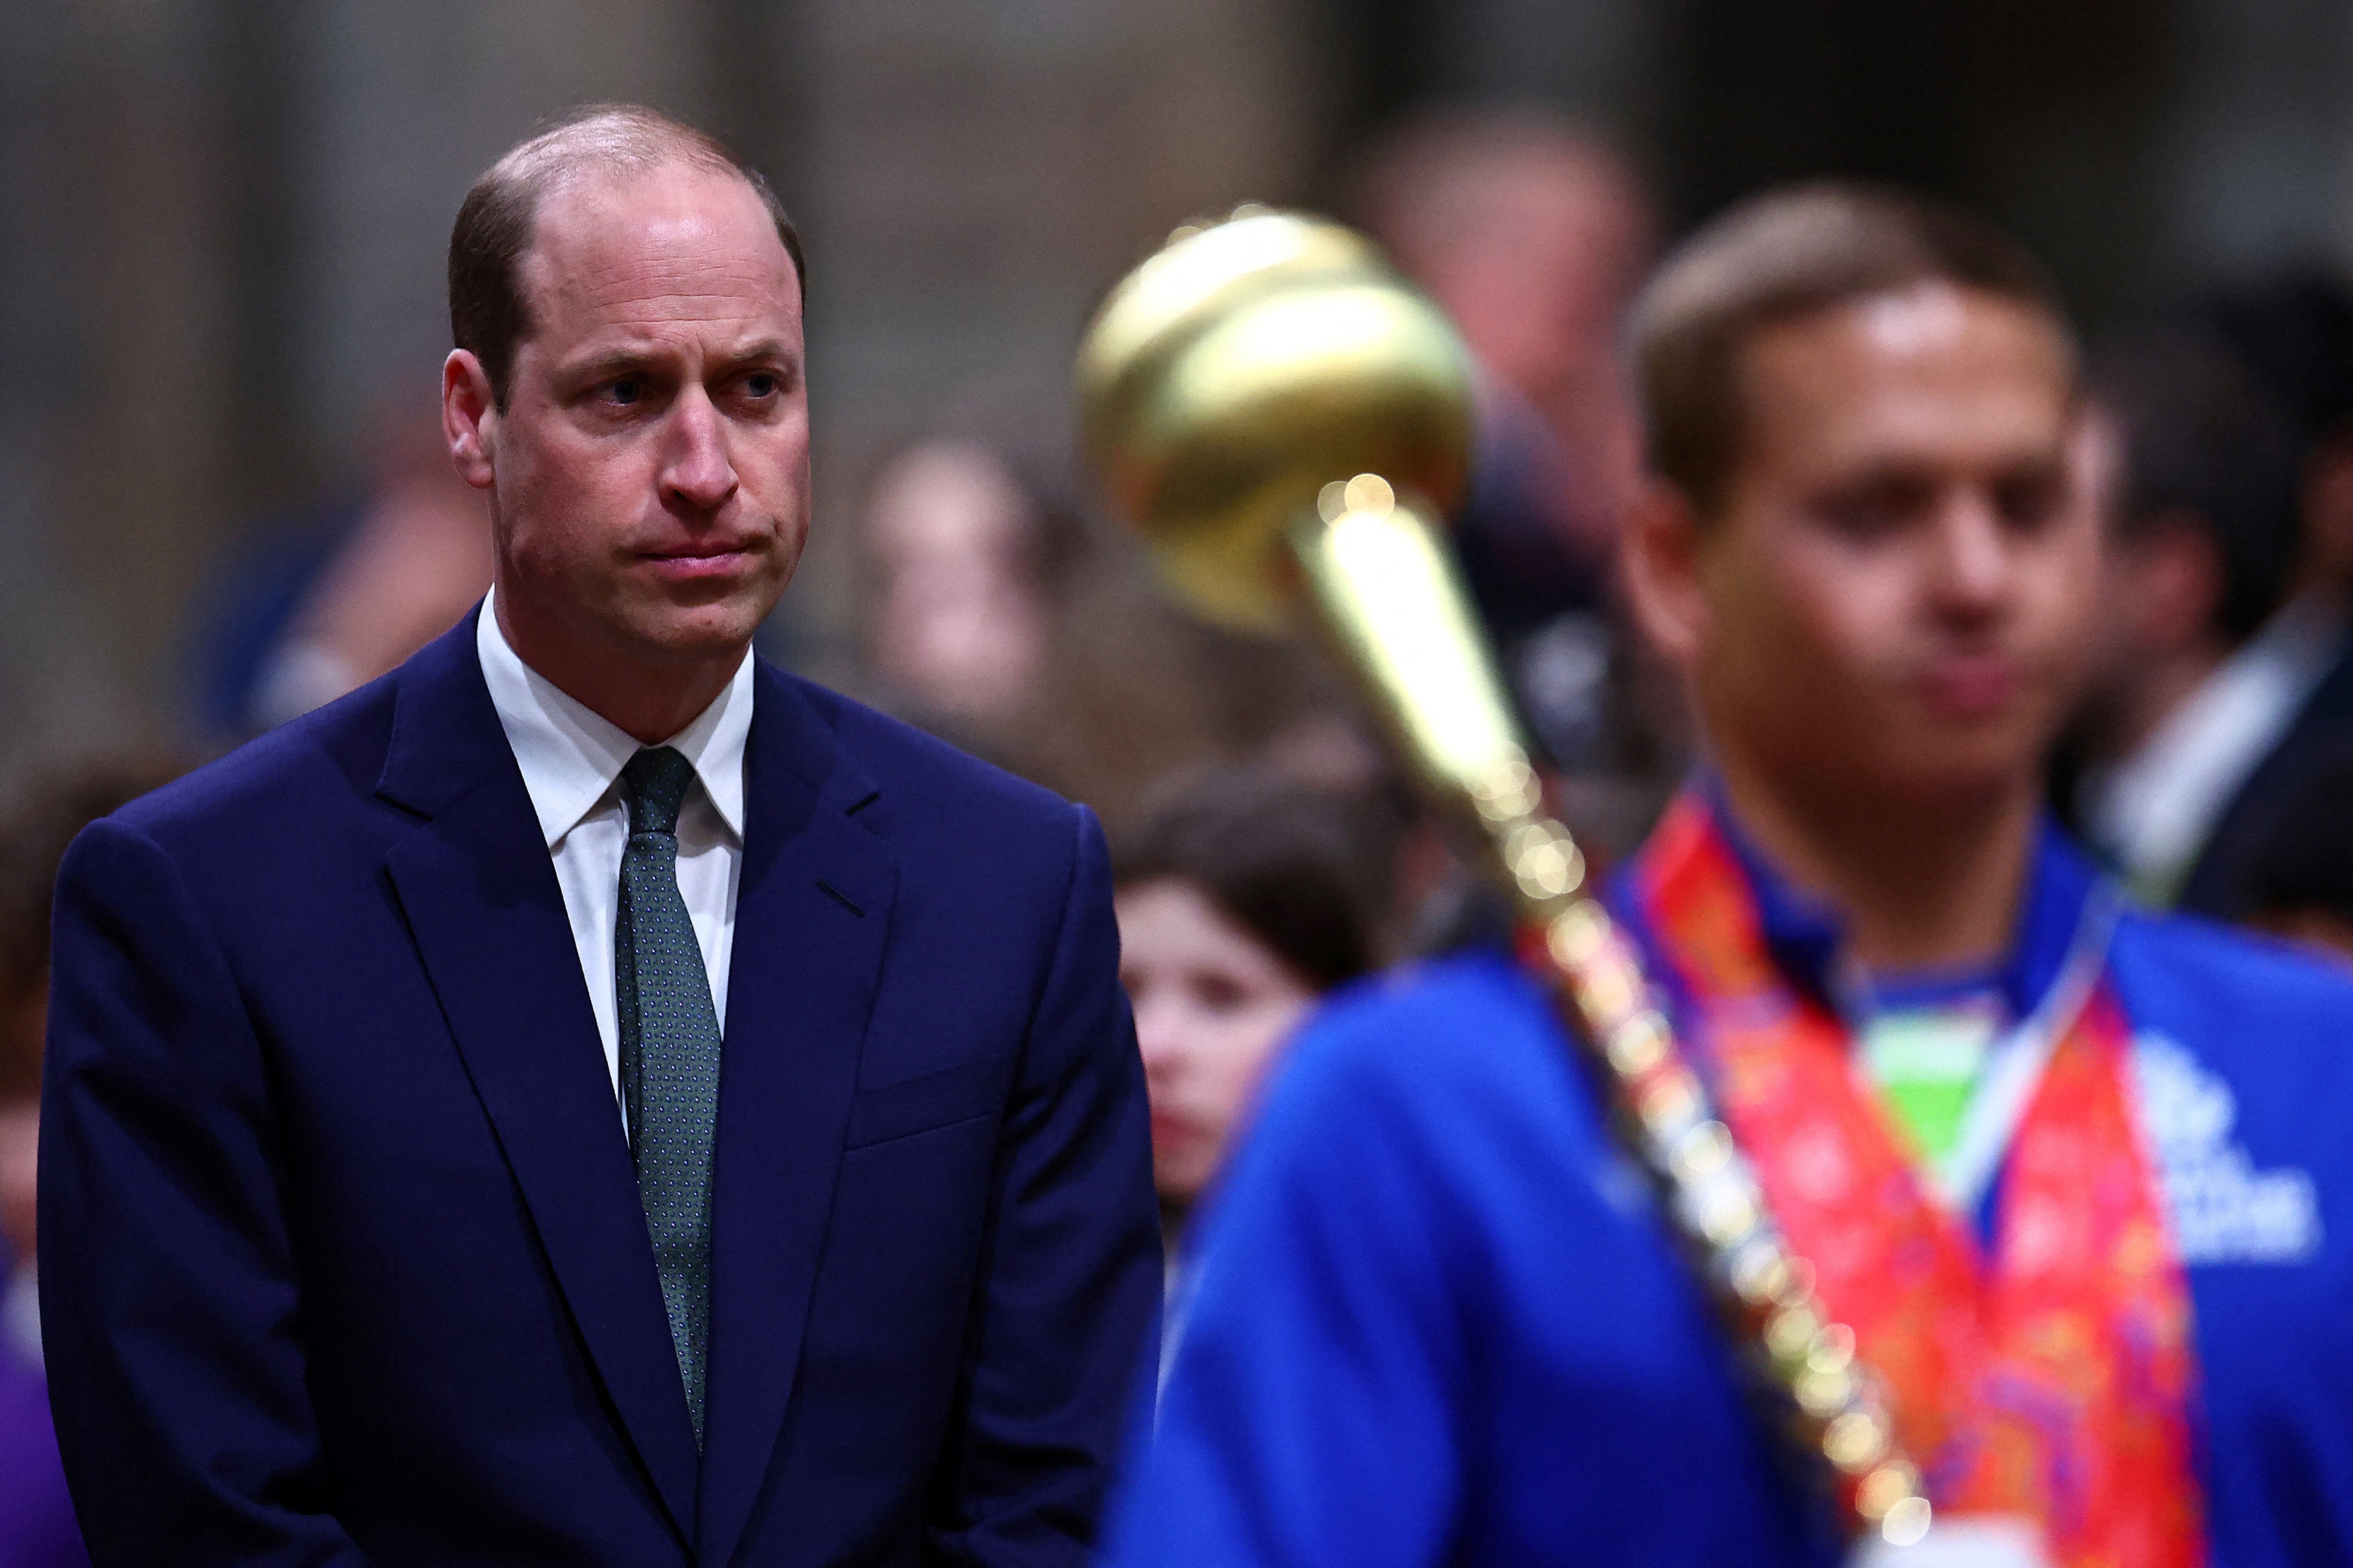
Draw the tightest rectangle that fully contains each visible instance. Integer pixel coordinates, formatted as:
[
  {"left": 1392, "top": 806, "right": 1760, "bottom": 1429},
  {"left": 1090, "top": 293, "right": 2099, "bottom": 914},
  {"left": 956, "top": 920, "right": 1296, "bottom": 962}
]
[{"left": 1075, "top": 207, "right": 1933, "bottom": 1550}]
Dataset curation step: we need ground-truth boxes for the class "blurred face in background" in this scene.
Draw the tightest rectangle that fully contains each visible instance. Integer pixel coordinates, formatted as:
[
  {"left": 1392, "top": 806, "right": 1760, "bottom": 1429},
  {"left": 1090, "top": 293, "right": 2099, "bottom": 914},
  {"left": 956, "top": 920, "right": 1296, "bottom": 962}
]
[
  {"left": 863, "top": 442, "right": 1048, "bottom": 722},
  {"left": 0, "top": 1099, "right": 32, "bottom": 1265},
  {"left": 1386, "top": 139, "right": 1650, "bottom": 415},
  {"left": 1634, "top": 283, "right": 2092, "bottom": 814},
  {"left": 448, "top": 161, "right": 809, "bottom": 689},
  {"left": 1375, "top": 131, "right": 1652, "bottom": 553},
  {"left": 1, "top": 989, "right": 39, "bottom": 1263},
  {"left": 1116, "top": 876, "right": 1317, "bottom": 1207}
]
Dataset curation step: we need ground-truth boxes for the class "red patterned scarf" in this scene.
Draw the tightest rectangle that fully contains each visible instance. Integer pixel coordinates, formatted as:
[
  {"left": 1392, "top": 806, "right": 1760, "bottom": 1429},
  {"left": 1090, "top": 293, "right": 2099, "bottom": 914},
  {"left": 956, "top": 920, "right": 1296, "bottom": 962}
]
[{"left": 1629, "top": 793, "right": 2203, "bottom": 1567}]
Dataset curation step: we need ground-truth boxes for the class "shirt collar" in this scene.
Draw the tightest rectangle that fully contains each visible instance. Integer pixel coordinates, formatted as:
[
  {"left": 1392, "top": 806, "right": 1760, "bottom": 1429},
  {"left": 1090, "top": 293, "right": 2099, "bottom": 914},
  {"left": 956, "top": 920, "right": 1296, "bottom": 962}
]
[
  {"left": 1697, "top": 771, "right": 2099, "bottom": 1024},
  {"left": 475, "top": 586, "right": 753, "bottom": 849}
]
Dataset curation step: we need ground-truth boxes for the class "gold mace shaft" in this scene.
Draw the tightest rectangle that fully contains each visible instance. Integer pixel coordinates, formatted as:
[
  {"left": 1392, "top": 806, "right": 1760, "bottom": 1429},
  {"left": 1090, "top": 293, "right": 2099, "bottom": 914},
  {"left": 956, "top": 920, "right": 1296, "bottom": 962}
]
[{"left": 1076, "top": 206, "right": 1931, "bottom": 1547}]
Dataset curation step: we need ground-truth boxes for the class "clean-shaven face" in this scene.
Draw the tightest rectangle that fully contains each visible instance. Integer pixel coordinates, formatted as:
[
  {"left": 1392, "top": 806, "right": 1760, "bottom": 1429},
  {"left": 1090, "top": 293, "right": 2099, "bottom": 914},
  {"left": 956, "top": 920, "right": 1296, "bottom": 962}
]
[
  {"left": 485, "top": 161, "right": 809, "bottom": 669},
  {"left": 1116, "top": 877, "right": 1317, "bottom": 1206},
  {"left": 1692, "top": 283, "right": 2094, "bottom": 807}
]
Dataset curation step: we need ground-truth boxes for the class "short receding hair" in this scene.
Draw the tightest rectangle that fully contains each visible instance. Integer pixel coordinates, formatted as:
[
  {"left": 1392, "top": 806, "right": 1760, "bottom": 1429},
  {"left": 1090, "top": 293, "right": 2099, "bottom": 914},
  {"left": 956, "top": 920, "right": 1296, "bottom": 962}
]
[
  {"left": 449, "top": 103, "right": 805, "bottom": 410},
  {"left": 1629, "top": 182, "right": 2070, "bottom": 513}
]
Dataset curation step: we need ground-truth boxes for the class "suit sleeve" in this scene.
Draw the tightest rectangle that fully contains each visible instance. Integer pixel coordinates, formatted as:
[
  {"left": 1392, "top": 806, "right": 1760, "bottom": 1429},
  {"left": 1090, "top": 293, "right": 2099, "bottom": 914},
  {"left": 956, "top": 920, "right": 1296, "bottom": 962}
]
[
  {"left": 922, "top": 804, "right": 1162, "bottom": 1566},
  {"left": 39, "top": 818, "right": 376, "bottom": 1567},
  {"left": 1095, "top": 987, "right": 1469, "bottom": 1568}
]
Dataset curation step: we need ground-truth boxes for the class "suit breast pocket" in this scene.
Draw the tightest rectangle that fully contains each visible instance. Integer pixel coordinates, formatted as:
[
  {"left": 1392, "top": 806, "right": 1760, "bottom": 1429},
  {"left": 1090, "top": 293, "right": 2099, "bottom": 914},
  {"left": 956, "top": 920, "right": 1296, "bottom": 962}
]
[{"left": 842, "top": 1055, "right": 1009, "bottom": 1150}]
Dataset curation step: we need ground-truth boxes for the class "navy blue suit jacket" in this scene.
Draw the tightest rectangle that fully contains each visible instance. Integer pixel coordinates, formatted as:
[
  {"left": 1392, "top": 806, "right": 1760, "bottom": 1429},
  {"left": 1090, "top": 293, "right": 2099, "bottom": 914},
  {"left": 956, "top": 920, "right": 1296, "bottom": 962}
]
[
  {"left": 2181, "top": 627, "right": 2353, "bottom": 919},
  {"left": 38, "top": 613, "right": 1161, "bottom": 1566}
]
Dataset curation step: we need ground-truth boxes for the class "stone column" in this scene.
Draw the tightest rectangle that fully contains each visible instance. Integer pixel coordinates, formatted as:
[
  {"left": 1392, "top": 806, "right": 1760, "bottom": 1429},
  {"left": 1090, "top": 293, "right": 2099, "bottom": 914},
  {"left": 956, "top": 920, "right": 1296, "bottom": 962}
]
[
  {"left": 282, "top": 0, "right": 719, "bottom": 458},
  {"left": 0, "top": 0, "right": 238, "bottom": 763}
]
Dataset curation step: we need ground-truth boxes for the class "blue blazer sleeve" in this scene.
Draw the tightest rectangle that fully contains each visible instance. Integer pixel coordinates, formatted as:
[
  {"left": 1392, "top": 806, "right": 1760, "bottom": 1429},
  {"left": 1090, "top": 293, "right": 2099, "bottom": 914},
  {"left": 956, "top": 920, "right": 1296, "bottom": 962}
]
[
  {"left": 922, "top": 805, "right": 1162, "bottom": 1565},
  {"left": 39, "top": 818, "right": 376, "bottom": 1567},
  {"left": 1100, "top": 985, "right": 1468, "bottom": 1568}
]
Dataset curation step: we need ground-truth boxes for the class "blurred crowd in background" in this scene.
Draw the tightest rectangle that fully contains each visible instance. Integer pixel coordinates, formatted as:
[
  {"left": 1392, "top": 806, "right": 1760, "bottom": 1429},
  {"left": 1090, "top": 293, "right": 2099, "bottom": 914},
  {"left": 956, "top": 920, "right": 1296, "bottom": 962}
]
[{"left": 7, "top": 0, "right": 2353, "bottom": 1556}]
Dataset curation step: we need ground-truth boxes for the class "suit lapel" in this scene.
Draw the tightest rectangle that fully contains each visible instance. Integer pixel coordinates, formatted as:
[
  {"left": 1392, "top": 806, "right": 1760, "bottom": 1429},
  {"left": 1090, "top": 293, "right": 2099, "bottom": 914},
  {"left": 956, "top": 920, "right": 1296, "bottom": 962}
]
[
  {"left": 375, "top": 615, "right": 701, "bottom": 1544},
  {"left": 696, "top": 667, "right": 898, "bottom": 1567}
]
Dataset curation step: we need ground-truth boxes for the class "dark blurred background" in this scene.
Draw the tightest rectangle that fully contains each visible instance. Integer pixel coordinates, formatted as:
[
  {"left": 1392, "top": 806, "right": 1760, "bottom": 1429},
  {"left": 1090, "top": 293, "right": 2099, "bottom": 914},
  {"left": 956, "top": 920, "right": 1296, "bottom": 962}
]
[
  {"left": 9, "top": 10, "right": 2353, "bottom": 1552},
  {"left": 5, "top": 0, "right": 2349, "bottom": 779}
]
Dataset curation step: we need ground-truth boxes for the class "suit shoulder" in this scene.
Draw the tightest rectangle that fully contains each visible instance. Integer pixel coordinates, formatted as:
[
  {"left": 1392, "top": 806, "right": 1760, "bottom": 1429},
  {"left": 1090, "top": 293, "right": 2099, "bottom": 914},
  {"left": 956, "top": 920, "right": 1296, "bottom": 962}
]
[{"left": 782, "top": 673, "right": 1084, "bottom": 837}]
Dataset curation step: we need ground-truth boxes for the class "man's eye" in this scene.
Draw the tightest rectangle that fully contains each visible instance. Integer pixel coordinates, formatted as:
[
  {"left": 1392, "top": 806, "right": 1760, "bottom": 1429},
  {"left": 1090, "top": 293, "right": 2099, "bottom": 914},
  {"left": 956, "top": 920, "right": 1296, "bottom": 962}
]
[
  {"left": 743, "top": 371, "right": 781, "bottom": 399},
  {"left": 1820, "top": 481, "right": 1928, "bottom": 541},
  {"left": 602, "top": 377, "right": 644, "bottom": 406},
  {"left": 1193, "top": 974, "right": 1248, "bottom": 1013},
  {"left": 1995, "top": 473, "right": 2066, "bottom": 532},
  {"left": 1822, "top": 499, "right": 1901, "bottom": 541}
]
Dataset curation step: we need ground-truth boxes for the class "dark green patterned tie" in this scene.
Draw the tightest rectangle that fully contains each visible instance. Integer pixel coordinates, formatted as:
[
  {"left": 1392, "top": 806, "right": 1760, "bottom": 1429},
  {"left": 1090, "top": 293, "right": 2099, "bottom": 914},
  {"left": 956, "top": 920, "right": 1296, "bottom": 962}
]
[{"left": 616, "top": 745, "right": 721, "bottom": 1446}]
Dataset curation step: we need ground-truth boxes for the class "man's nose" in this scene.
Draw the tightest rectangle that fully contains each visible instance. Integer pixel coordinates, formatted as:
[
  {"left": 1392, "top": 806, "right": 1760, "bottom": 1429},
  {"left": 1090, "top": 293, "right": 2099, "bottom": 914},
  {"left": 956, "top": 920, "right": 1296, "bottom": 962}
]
[
  {"left": 661, "top": 386, "right": 739, "bottom": 512},
  {"left": 1927, "top": 493, "right": 2014, "bottom": 615},
  {"left": 1133, "top": 998, "right": 1181, "bottom": 1076}
]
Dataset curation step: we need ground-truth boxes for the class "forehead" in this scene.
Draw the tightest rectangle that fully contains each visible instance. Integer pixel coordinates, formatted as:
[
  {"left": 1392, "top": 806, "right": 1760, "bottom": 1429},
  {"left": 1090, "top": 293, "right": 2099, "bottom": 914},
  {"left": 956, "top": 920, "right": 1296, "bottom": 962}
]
[
  {"left": 1114, "top": 878, "right": 1275, "bottom": 965},
  {"left": 1410, "top": 149, "right": 1644, "bottom": 261},
  {"left": 518, "top": 162, "right": 799, "bottom": 346},
  {"left": 1735, "top": 284, "right": 2075, "bottom": 481}
]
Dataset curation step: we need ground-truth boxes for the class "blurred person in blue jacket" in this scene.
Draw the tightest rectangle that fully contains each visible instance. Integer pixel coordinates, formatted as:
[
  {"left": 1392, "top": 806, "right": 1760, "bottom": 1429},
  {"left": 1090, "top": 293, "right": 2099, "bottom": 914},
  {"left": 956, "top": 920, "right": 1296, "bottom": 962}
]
[
  {"left": 189, "top": 410, "right": 493, "bottom": 739},
  {"left": 1106, "top": 185, "right": 2353, "bottom": 1568}
]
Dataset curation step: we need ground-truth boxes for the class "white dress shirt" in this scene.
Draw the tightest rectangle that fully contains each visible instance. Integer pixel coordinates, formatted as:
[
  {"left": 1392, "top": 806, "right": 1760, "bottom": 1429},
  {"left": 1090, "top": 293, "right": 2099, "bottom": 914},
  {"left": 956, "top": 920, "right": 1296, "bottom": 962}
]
[{"left": 476, "top": 588, "right": 752, "bottom": 1109}]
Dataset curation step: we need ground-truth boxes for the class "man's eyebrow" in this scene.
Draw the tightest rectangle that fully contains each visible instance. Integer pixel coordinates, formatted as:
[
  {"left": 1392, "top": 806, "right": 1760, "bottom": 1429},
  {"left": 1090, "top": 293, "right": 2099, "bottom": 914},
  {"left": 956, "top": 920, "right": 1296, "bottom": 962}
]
[
  {"left": 558, "top": 338, "right": 800, "bottom": 385},
  {"left": 719, "top": 337, "right": 796, "bottom": 367},
  {"left": 561, "top": 345, "right": 671, "bottom": 383}
]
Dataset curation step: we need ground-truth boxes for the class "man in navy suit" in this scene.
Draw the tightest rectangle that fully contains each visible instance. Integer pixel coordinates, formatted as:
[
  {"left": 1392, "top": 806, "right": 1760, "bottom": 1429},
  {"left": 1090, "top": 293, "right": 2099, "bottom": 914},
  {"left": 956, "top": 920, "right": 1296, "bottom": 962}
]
[{"left": 38, "top": 104, "right": 1159, "bottom": 1566}]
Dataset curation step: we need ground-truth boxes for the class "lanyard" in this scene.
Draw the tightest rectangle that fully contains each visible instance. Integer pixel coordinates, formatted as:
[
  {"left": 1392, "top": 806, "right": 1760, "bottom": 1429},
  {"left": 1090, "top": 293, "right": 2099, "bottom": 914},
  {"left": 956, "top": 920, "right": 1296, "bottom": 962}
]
[{"left": 1828, "top": 883, "right": 2121, "bottom": 1216}]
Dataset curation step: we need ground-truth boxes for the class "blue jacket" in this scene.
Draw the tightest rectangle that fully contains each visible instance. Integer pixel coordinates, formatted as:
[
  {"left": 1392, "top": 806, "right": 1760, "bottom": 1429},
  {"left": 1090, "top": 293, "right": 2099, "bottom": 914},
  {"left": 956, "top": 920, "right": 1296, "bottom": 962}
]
[
  {"left": 39, "top": 612, "right": 1161, "bottom": 1567},
  {"left": 1108, "top": 829, "right": 2353, "bottom": 1566}
]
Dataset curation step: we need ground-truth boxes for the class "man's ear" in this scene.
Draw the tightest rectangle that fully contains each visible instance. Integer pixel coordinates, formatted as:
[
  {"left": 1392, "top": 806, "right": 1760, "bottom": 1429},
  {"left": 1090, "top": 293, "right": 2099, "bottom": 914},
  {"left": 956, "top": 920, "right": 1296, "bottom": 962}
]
[
  {"left": 1620, "top": 478, "right": 1709, "bottom": 669},
  {"left": 443, "top": 350, "right": 498, "bottom": 491}
]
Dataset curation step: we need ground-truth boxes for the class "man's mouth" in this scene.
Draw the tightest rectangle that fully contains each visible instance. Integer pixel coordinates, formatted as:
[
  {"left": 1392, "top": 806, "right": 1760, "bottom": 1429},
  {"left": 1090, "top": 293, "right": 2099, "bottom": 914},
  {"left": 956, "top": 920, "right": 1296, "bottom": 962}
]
[
  {"left": 639, "top": 542, "right": 759, "bottom": 578},
  {"left": 1149, "top": 1109, "right": 1205, "bottom": 1152},
  {"left": 1915, "top": 653, "right": 2022, "bottom": 719}
]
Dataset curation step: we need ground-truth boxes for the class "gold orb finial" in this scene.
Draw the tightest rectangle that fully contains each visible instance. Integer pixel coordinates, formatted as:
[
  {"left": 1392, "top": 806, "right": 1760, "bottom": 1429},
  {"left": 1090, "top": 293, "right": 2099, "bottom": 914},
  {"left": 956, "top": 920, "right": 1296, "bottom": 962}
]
[{"left": 1075, "top": 209, "right": 1475, "bottom": 632}]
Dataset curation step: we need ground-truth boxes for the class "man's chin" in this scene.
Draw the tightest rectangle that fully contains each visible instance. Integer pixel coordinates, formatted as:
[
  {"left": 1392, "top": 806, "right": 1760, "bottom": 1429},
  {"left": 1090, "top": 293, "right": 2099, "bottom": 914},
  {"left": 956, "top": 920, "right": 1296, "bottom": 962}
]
[
  {"left": 1879, "top": 741, "right": 2044, "bottom": 812},
  {"left": 621, "top": 599, "right": 774, "bottom": 665}
]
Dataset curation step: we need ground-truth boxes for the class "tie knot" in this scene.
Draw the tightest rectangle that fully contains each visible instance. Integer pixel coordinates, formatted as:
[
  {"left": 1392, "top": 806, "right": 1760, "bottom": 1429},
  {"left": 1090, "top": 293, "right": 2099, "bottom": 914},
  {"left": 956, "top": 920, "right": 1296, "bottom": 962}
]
[{"left": 621, "top": 746, "right": 697, "bottom": 838}]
